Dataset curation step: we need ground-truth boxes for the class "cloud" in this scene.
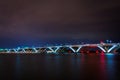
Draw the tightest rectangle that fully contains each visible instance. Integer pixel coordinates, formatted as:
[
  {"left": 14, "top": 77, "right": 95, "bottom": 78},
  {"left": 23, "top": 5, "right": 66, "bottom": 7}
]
[{"left": 0, "top": 0, "right": 120, "bottom": 48}]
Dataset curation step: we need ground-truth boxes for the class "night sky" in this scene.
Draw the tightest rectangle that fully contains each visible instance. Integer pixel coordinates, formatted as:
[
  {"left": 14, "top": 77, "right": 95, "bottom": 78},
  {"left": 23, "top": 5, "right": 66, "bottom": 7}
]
[{"left": 0, "top": 0, "right": 120, "bottom": 48}]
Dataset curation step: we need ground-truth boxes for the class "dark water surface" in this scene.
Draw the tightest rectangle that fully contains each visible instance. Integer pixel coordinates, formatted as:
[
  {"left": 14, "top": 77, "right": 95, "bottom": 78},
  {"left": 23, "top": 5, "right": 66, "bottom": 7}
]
[{"left": 0, "top": 54, "right": 120, "bottom": 80}]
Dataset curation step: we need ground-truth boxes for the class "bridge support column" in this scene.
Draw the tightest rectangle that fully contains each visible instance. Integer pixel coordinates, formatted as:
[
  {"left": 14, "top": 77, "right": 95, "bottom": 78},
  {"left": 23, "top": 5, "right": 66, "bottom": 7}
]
[
  {"left": 69, "top": 46, "right": 76, "bottom": 53},
  {"left": 107, "top": 45, "right": 118, "bottom": 53},
  {"left": 97, "top": 46, "right": 106, "bottom": 53},
  {"left": 48, "top": 46, "right": 61, "bottom": 54},
  {"left": 76, "top": 46, "right": 82, "bottom": 53},
  {"left": 7, "top": 49, "right": 10, "bottom": 53},
  {"left": 69, "top": 46, "right": 82, "bottom": 53},
  {"left": 54, "top": 46, "right": 61, "bottom": 53},
  {"left": 16, "top": 48, "right": 25, "bottom": 53},
  {"left": 33, "top": 48, "right": 38, "bottom": 53},
  {"left": 22, "top": 49, "right": 26, "bottom": 53}
]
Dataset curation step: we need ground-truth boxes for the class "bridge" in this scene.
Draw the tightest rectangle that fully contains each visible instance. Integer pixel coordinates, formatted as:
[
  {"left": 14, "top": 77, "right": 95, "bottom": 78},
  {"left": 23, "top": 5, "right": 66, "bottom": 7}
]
[{"left": 0, "top": 43, "right": 120, "bottom": 54}]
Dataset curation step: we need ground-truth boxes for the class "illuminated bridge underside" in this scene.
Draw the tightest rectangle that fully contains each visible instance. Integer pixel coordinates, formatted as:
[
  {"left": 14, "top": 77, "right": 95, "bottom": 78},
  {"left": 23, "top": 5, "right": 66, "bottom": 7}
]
[{"left": 0, "top": 43, "right": 120, "bottom": 54}]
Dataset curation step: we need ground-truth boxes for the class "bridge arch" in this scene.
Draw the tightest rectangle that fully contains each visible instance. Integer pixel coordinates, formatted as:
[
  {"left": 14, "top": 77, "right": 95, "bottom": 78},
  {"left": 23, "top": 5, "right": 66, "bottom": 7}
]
[
  {"left": 56, "top": 46, "right": 75, "bottom": 54},
  {"left": 77, "top": 46, "right": 104, "bottom": 54}
]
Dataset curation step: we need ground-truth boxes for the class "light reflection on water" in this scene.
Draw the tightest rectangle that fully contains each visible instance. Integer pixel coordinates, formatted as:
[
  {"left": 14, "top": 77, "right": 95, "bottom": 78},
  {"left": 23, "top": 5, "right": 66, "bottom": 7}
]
[{"left": 0, "top": 54, "right": 120, "bottom": 80}]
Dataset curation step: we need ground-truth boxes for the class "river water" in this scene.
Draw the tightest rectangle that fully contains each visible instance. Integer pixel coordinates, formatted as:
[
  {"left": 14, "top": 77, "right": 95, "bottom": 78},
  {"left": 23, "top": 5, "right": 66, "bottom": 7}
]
[{"left": 0, "top": 54, "right": 120, "bottom": 80}]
